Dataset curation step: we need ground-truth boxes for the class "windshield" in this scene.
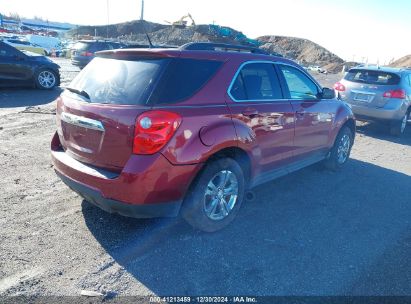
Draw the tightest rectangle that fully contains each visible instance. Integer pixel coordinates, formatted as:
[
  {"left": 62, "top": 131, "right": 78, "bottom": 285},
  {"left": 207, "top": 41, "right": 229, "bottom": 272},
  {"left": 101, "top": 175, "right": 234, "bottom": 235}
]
[
  {"left": 68, "top": 57, "right": 166, "bottom": 105},
  {"left": 344, "top": 69, "right": 401, "bottom": 85}
]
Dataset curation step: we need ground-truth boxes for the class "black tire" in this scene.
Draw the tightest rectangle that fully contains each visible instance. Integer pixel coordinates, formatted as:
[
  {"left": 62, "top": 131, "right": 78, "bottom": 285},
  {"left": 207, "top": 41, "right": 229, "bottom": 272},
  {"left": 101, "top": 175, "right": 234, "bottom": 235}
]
[
  {"left": 34, "top": 69, "right": 59, "bottom": 90},
  {"left": 181, "top": 157, "right": 245, "bottom": 232},
  {"left": 389, "top": 110, "right": 410, "bottom": 137},
  {"left": 323, "top": 126, "right": 353, "bottom": 171}
]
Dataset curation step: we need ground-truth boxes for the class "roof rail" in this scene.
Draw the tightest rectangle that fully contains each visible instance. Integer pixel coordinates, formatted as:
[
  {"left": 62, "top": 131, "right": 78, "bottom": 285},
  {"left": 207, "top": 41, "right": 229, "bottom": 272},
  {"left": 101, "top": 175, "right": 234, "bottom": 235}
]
[{"left": 180, "top": 42, "right": 269, "bottom": 55}]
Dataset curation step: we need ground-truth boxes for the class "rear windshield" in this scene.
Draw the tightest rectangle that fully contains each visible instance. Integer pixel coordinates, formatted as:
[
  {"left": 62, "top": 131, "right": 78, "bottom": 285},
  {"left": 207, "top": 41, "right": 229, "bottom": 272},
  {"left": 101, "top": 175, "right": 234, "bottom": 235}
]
[
  {"left": 73, "top": 42, "right": 92, "bottom": 51},
  {"left": 344, "top": 69, "right": 401, "bottom": 85},
  {"left": 68, "top": 57, "right": 166, "bottom": 105},
  {"left": 68, "top": 57, "right": 222, "bottom": 105}
]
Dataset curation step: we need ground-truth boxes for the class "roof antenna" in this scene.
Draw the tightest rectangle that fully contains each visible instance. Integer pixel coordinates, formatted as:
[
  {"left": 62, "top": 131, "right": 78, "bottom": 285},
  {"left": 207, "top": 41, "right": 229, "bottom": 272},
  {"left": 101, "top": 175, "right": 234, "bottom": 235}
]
[{"left": 141, "top": 20, "right": 154, "bottom": 48}]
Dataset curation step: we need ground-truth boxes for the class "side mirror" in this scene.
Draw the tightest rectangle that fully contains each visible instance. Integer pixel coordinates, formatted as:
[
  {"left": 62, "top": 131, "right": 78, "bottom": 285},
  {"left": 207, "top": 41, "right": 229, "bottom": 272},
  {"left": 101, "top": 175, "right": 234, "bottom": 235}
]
[{"left": 320, "top": 87, "right": 335, "bottom": 99}]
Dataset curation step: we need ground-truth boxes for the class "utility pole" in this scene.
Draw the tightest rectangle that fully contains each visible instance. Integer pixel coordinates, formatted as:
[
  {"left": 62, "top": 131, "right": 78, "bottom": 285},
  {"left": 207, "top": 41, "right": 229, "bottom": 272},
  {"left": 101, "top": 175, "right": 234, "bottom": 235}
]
[
  {"left": 140, "top": 0, "right": 145, "bottom": 20},
  {"left": 106, "top": 0, "right": 110, "bottom": 38}
]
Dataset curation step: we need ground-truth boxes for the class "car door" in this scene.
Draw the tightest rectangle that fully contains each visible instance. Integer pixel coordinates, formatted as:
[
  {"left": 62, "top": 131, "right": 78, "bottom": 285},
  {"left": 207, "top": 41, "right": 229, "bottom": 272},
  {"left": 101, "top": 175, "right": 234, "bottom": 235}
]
[
  {"left": 0, "top": 43, "right": 33, "bottom": 83},
  {"left": 226, "top": 62, "right": 295, "bottom": 177},
  {"left": 276, "top": 64, "right": 334, "bottom": 161}
]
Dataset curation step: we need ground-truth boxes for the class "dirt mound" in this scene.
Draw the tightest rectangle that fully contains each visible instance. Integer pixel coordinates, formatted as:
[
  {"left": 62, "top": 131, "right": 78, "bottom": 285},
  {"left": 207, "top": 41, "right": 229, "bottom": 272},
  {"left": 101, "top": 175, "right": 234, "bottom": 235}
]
[
  {"left": 389, "top": 55, "right": 411, "bottom": 68},
  {"left": 70, "top": 21, "right": 344, "bottom": 67},
  {"left": 69, "top": 20, "right": 167, "bottom": 38},
  {"left": 257, "top": 35, "right": 344, "bottom": 66},
  {"left": 124, "top": 24, "right": 258, "bottom": 47}
]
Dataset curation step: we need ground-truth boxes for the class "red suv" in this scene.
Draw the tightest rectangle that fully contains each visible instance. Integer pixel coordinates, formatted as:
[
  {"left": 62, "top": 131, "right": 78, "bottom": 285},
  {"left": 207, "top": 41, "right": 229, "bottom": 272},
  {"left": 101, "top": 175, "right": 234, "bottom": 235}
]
[{"left": 51, "top": 43, "right": 355, "bottom": 232}]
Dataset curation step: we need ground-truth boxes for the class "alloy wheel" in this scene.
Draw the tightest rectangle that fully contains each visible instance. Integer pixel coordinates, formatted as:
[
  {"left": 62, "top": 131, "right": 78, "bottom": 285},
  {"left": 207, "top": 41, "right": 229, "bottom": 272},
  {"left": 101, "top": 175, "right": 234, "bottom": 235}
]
[
  {"left": 203, "top": 170, "right": 239, "bottom": 221},
  {"left": 337, "top": 134, "right": 351, "bottom": 164},
  {"left": 38, "top": 70, "right": 56, "bottom": 89},
  {"left": 400, "top": 113, "right": 408, "bottom": 133}
]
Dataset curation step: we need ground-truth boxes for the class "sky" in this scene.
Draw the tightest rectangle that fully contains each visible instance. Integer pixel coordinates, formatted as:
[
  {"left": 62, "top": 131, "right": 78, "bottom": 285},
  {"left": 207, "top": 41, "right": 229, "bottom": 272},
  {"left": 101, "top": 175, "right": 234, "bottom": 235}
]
[{"left": 1, "top": 0, "right": 410, "bottom": 63}]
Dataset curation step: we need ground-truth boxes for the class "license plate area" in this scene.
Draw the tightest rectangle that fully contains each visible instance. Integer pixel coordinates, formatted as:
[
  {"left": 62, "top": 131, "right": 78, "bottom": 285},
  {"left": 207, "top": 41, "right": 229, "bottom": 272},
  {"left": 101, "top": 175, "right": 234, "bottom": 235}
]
[{"left": 352, "top": 91, "right": 374, "bottom": 103}]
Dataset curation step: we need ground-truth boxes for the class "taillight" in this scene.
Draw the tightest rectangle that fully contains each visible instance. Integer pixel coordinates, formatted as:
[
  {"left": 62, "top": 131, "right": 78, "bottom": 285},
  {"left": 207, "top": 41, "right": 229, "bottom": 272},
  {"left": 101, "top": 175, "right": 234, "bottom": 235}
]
[
  {"left": 80, "top": 51, "right": 94, "bottom": 56},
  {"left": 383, "top": 89, "right": 406, "bottom": 99},
  {"left": 334, "top": 82, "right": 346, "bottom": 92},
  {"left": 133, "top": 111, "right": 182, "bottom": 155}
]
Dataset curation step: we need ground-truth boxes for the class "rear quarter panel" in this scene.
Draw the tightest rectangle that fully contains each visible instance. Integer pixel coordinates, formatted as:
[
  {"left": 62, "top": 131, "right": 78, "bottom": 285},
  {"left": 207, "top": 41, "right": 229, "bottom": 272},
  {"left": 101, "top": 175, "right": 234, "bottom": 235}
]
[
  {"left": 159, "top": 105, "right": 238, "bottom": 165},
  {"left": 328, "top": 101, "right": 355, "bottom": 147}
]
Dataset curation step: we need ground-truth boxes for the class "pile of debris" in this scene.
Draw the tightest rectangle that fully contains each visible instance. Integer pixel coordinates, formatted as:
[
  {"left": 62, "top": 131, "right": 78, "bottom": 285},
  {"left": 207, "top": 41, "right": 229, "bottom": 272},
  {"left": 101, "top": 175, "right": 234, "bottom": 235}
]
[
  {"left": 70, "top": 19, "right": 345, "bottom": 68},
  {"left": 125, "top": 23, "right": 259, "bottom": 47},
  {"left": 257, "top": 35, "right": 344, "bottom": 67}
]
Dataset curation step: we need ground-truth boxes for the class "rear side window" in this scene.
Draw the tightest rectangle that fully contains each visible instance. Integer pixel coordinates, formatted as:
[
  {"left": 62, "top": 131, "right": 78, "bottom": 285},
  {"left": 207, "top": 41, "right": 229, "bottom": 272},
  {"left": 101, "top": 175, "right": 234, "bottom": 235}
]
[
  {"left": 229, "top": 63, "right": 283, "bottom": 101},
  {"left": 344, "top": 69, "right": 401, "bottom": 85},
  {"left": 149, "top": 58, "right": 222, "bottom": 104},
  {"left": 68, "top": 57, "right": 167, "bottom": 105}
]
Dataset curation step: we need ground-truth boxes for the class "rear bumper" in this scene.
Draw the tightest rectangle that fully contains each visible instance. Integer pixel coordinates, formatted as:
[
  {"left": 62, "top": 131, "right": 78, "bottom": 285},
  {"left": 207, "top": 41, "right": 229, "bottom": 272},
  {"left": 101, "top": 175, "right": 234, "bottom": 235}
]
[
  {"left": 347, "top": 100, "right": 408, "bottom": 122},
  {"left": 71, "top": 57, "right": 92, "bottom": 68},
  {"left": 57, "top": 171, "right": 181, "bottom": 218},
  {"left": 51, "top": 132, "right": 201, "bottom": 218}
]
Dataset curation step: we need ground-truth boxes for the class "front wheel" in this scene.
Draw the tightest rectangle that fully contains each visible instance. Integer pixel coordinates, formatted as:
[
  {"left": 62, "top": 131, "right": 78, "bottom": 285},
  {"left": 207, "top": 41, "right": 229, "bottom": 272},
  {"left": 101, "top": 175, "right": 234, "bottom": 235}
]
[
  {"left": 35, "top": 69, "right": 58, "bottom": 90},
  {"left": 324, "top": 126, "right": 353, "bottom": 171},
  {"left": 181, "top": 158, "right": 245, "bottom": 232}
]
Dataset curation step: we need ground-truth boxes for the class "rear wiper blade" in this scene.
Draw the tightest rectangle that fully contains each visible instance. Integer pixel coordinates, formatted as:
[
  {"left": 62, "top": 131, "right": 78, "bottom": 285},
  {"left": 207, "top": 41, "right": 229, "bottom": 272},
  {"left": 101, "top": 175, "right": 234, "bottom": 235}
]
[{"left": 65, "top": 87, "right": 90, "bottom": 100}]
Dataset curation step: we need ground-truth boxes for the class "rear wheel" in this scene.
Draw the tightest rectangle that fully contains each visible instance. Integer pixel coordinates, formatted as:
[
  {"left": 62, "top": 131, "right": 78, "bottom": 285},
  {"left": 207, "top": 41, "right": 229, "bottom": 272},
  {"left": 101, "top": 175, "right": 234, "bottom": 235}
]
[
  {"left": 35, "top": 69, "right": 58, "bottom": 90},
  {"left": 324, "top": 126, "right": 353, "bottom": 171},
  {"left": 181, "top": 158, "right": 245, "bottom": 232},
  {"left": 390, "top": 110, "right": 410, "bottom": 137}
]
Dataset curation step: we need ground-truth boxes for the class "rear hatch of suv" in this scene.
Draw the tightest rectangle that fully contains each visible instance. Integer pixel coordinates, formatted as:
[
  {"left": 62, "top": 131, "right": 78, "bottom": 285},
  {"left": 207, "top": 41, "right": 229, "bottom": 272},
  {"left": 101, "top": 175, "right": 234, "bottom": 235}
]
[
  {"left": 338, "top": 68, "right": 402, "bottom": 107},
  {"left": 57, "top": 50, "right": 224, "bottom": 172},
  {"left": 57, "top": 55, "right": 169, "bottom": 171}
]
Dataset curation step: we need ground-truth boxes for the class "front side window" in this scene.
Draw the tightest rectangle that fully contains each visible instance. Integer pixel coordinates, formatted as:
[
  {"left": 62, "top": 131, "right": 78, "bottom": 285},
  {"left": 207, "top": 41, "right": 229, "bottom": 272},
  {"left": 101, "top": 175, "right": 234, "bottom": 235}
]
[
  {"left": 278, "top": 65, "right": 319, "bottom": 100},
  {"left": 229, "top": 63, "right": 283, "bottom": 101}
]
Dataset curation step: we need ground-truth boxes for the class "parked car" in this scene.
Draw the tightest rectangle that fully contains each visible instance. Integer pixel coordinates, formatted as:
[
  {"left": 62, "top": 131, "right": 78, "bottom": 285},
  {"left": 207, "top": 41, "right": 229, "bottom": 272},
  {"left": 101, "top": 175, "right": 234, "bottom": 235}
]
[
  {"left": 2, "top": 38, "right": 47, "bottom": 55},
  {"left": 0, "top": 41, "right": 60, "bottom": 89},
  {"left": 71, "top": 40, "right": 125, "bottom": 68},
  {"left": 334, "top": 66, "right": 411, "bottom": 136},
  {"left": 308, "top": 65, "right": 326, "bottom": 73},
  {"left": 51, "top": 42, "right": 355, "bottom": 232},
  {"left": 25, "top": 34, "right": 62, "bottom": 56},
  {"left": 60, "top": 41, "right": 75, "bottom": 58}
]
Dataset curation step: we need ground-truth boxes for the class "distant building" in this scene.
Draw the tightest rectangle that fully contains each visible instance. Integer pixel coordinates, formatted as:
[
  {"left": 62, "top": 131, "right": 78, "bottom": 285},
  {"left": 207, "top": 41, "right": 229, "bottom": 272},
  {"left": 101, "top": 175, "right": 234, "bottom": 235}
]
[{"left": 0, "top": 12, "right": 76, "bottom": 33}]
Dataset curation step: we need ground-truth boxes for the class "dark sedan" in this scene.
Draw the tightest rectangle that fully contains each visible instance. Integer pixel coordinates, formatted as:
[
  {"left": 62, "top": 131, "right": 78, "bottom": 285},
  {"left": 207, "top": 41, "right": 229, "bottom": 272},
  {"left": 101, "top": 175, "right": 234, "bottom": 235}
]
[
  {"left": 71, "top": 40, "right": 125, "bottom": 69},
  {"left": 0, "top": 42, "right": 60, "bottom": 89}
]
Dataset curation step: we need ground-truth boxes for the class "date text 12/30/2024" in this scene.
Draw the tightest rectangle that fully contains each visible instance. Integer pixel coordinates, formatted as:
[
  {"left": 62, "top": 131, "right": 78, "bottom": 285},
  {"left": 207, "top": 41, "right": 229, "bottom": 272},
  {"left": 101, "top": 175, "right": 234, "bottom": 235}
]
[{"left": 149, "top": 296, "right": 258, "bottom": 303}]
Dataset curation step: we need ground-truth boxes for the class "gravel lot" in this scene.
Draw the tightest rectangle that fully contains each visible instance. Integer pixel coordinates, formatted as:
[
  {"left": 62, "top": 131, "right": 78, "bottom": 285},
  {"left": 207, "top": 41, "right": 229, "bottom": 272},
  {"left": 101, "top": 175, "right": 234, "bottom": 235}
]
[{"left": 0, "top": 58, "right": 410, "bottom": 299}]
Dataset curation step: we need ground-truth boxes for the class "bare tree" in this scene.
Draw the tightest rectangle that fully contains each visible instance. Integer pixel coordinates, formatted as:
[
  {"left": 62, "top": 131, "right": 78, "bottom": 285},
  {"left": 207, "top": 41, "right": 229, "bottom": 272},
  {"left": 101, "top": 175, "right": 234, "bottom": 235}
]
[{"left": 8, "top": 12, "right": 21, "bottom": 21}]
